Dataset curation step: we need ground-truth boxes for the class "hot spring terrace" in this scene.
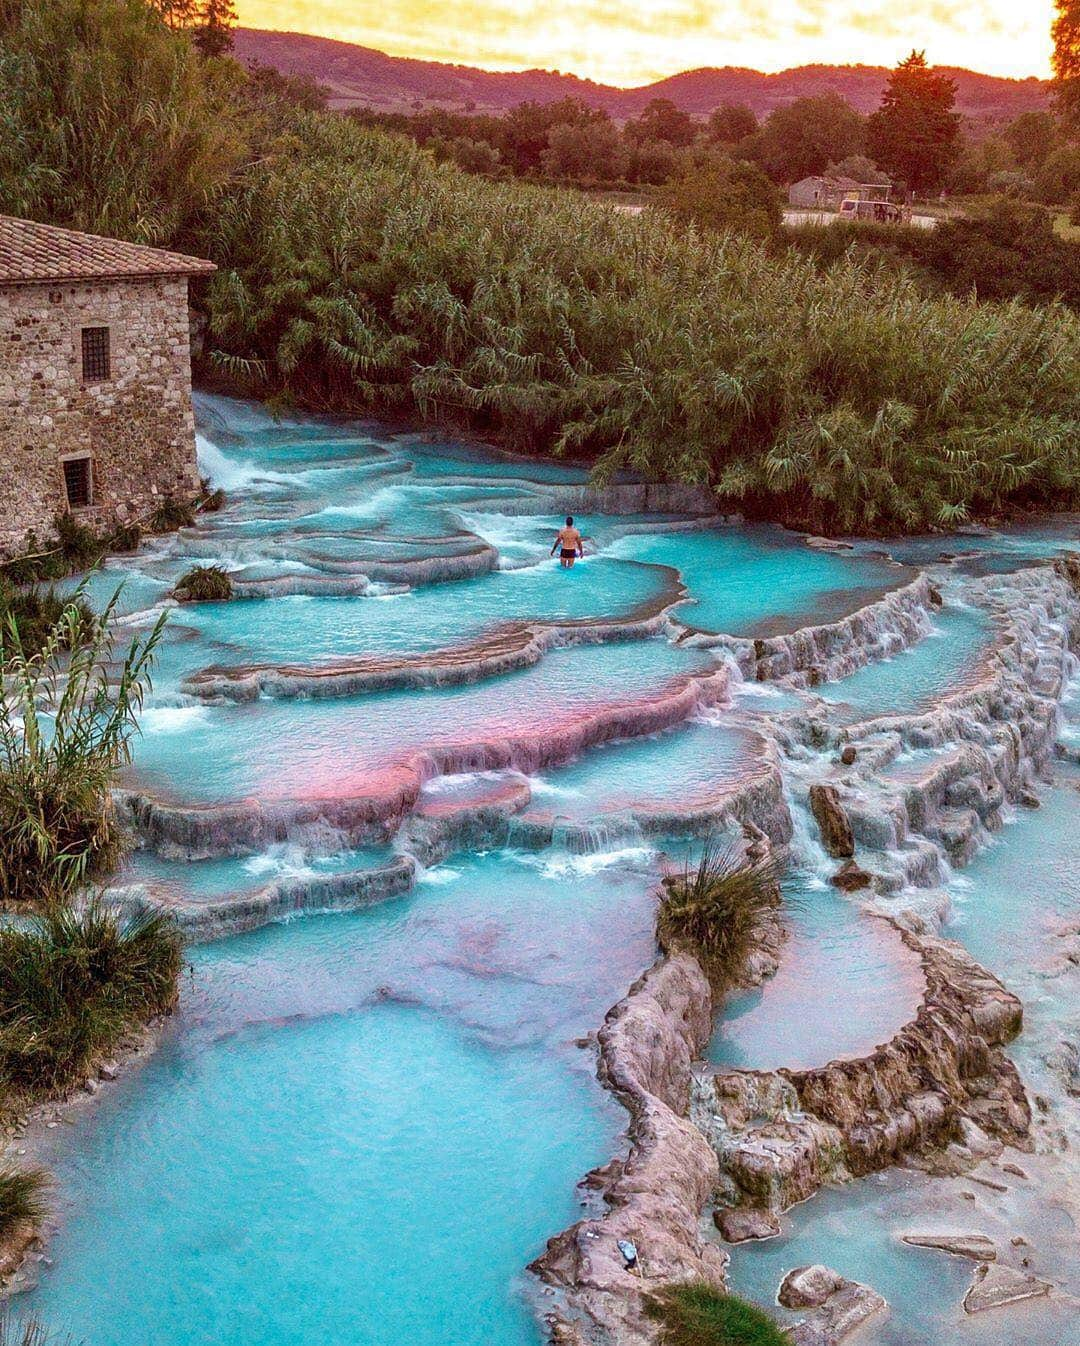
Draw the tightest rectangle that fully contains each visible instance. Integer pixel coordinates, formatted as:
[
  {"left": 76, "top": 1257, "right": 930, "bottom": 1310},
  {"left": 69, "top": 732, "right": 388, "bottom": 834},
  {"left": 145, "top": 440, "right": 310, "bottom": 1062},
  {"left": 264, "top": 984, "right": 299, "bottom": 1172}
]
[{"left": 17, "top": 393, "right": 1080, "bottom": 1346}]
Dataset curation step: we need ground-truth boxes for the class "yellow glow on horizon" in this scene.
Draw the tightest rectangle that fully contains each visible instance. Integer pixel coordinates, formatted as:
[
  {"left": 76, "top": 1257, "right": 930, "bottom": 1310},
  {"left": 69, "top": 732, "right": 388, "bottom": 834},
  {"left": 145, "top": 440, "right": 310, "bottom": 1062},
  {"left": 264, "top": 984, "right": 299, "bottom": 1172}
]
[{"left": 236, "top": 0, "right": 1055, "bottom": 86}]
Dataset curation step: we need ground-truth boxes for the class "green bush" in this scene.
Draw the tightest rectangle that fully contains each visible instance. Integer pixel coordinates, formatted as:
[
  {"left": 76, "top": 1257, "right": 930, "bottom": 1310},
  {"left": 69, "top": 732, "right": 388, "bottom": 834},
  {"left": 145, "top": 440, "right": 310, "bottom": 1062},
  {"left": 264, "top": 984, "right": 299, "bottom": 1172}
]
[
  {"left": 148, "top": 496, "right": 196, "bottom": 533},
  {"left": 1, "top": 516, "right": 141, "bottom": 585},
  {"left": 646, "top": 1283, "right": 791, "bottom": 1346},
  {"left": 0, "top": 588, "right": 167, "bottom": 904},
  {"left": 0, "top": 903, "right": 182, "bottom": 1100},
  {"left": 0, "top": 1169, "right": 48, "bottom": 1241},
  {"left": 656, "top": 841, "right": 781, "bottom": 992},
  {"left": 0, "top": 582, "right": 96, "bottom": 659},
  {"left": 173, "top": 564, "right": 232, "bottom": 601}
]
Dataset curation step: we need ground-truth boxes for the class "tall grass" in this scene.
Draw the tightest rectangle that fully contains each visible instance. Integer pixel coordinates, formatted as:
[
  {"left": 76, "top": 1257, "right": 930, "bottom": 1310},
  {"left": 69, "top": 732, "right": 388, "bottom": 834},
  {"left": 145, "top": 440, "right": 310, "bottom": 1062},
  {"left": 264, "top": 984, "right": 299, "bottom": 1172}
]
[
  {"left": 646, "top": 1283, "right": 791, "bottom": 1346},
  {"left": 0, "top": 1168, "right": 48, "bottom": 1241},
  {"left": 0, "top": 903, "right": 182, "bottom": 1100},
  {"left": 0, "top": 588, "right": 167, "bottom": 904},
  {"left": 656, "top": 841, "right": 781, "bottom": 992}
]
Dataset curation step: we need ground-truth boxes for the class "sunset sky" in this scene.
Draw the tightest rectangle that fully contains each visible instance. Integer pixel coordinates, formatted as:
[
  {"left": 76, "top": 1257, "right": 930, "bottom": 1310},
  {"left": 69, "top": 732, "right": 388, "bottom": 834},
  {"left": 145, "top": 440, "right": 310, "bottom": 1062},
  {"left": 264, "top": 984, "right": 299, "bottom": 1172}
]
[{"left": 236, "top": 0, "right": 1055, "bottom": 86}]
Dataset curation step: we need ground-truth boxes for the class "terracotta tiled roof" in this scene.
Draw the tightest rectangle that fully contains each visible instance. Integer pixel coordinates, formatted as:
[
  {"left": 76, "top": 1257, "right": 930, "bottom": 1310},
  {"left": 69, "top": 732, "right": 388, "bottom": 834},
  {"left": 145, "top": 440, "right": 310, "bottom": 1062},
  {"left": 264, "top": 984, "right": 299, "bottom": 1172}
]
[{"left": 0, "top": 215, "right": 216, "bottom": 285}]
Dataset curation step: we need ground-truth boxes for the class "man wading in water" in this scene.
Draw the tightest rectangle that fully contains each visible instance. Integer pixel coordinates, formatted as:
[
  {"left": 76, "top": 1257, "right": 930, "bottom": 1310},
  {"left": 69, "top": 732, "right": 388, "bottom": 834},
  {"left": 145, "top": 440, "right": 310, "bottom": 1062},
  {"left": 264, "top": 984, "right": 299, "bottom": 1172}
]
[{"left": 551, "top": 516, "right": 584, "bottom": 568}]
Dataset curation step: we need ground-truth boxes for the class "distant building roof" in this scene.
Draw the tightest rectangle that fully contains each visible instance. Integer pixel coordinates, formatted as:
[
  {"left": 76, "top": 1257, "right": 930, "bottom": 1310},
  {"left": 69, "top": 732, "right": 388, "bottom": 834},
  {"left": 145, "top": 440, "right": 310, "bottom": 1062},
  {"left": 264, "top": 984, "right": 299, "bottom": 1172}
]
[{"left": 0, "top": 215, "right": 216, "bottom": 286}]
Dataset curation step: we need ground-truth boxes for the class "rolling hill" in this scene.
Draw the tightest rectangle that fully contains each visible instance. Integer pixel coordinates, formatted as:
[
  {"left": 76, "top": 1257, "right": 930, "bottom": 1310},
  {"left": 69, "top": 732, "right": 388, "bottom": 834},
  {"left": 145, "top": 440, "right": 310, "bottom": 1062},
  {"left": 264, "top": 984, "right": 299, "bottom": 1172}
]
[{"left": 234, "top": 28, "right": 1050, "bottom": 123}]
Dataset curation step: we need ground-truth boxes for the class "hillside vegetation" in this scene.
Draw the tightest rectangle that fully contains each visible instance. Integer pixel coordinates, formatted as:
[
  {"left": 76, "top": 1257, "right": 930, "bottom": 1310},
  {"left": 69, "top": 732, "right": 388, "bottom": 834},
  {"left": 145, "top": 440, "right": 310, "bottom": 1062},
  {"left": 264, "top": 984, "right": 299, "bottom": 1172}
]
[{"left": 2, "top": 0, "right": 1078, "bottom": 532}]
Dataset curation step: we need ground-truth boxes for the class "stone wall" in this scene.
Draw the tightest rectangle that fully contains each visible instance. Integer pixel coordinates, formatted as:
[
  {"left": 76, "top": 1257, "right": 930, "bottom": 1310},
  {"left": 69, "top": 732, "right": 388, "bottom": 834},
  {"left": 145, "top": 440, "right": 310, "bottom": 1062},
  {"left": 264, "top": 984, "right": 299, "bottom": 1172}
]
[{"left": 0, "top": 276, "right": 201, "bottom": 556}]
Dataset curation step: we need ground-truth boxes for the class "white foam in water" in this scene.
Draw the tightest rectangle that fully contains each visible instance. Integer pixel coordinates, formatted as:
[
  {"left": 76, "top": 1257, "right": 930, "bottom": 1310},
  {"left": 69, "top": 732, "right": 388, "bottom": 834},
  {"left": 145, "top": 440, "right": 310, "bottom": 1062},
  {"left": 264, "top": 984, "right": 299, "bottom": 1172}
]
[
  {"left": 138, "top": 705, "right": 212, "bottom": 735},
  {"left": 525, "top": 846, "right": 656, "bottom": 879},
  {"left": 416, "top": 864, "right": 462, "bottom": 886},
  {"left": 196, "top": 433, "right": 294, "bottom": 491},
  {"left": 527, "top": 775, "right": 583, "bottom": 799}
]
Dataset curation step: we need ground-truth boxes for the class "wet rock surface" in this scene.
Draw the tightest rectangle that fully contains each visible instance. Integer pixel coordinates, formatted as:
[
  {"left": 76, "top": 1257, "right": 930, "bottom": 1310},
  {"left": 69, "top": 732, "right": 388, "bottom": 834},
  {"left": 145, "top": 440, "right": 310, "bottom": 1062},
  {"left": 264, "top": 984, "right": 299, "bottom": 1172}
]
[
  {"left": 808, "top": 785, "right": 855, "bottom": 858},
  {"left": 779, "top": 1266, "right": 887, "bottom": 1346},
  {"left": 901, "top": 1231, "right": 997, "bottom": 1260},
  {"left": 962, "top": 1262, "right": 1052, "bottom": 1314}
]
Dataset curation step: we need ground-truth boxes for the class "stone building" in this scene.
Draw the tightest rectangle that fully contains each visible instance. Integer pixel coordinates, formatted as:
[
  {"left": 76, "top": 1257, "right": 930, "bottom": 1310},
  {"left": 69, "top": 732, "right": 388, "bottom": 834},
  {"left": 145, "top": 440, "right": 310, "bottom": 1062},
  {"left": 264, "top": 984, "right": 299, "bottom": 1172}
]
[{"left": 0, "top": 215, "right": 216, "bottom": 558}]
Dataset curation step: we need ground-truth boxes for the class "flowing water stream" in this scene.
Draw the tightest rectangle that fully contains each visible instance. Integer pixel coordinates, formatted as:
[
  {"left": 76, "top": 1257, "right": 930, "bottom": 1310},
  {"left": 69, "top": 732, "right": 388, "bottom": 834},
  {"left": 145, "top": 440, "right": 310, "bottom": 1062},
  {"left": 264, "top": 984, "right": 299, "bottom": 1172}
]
[{"left": 16, "top": 395, "right": 1080, "bottom": 1344}]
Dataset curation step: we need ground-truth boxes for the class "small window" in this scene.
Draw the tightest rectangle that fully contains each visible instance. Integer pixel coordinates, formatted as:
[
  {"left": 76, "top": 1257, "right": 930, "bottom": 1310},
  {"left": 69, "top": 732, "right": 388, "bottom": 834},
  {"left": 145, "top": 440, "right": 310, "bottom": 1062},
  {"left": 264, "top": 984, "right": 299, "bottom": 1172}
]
[
  {"left": 81, "top": 326, "right": 111, "bottom": 382},
  {"left": 62, "top": 456, "right": 93, "bottom": 509}
]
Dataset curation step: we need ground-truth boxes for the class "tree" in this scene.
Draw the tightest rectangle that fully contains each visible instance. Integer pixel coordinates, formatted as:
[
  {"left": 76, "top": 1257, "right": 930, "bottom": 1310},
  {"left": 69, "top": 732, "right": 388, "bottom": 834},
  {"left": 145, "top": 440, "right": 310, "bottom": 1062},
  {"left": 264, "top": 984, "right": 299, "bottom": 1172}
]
[
  {"left": 431, "top": 135, "right": 502, "bottom": 175},
  {"left": 1035, "top": 142, "right": 1080, "bottom": 203},
  {"left": 1003, "top": 110, "right": 1060, "bottom": 169},
  {"left": 541, "top": 118, "right": 626, "bottom": 182},
  {"left": 625, "top": 138, "right": 679, "bottom": 186},
  {"left": 658, "top": 153, "right": 780, "bottom": 239},
  {"left": 867, "top": 51, "right": 960, "bottom": 194},
  {"left": 192, "top": 0, "right": 236, "bottom": 58},
  {"left": 503, "top": 98, "right": 604, "bottom": 173},
  {"left": 625, "top": 98, "right": 698, "bottom": 147},
  {"left": 752, "top": 94, "right": 865, "bottom": 183},
  {"left": 1053, "top": 0, "right": 1080, "bottom": 127},
  {"left": 707, "top": 103, "right": 757, "bottom": 146},
  {"left": 827, "top": 154, "right": 890, "bottom": 185}
]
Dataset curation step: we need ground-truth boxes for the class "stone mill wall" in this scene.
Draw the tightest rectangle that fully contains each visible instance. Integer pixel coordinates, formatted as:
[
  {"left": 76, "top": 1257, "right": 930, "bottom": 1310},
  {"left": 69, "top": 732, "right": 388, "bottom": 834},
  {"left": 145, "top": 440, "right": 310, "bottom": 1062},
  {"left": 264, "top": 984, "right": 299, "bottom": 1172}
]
[{"left": 0, "top": 275, "right": 201, "bottom": 557}]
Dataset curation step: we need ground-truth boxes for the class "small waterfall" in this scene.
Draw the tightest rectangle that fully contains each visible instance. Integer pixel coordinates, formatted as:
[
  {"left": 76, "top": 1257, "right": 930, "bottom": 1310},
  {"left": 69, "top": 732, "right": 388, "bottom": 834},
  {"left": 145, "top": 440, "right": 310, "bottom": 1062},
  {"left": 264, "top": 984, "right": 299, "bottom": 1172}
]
[{"left": 550, "top": 815, "right": 646, "bottom": 856}]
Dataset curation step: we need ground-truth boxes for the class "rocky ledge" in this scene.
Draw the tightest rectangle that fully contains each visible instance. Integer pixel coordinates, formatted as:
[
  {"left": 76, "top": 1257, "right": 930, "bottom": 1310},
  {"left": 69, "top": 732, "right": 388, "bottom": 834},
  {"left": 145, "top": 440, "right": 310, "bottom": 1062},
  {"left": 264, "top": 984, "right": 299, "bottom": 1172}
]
[
  {"left": 530, "top": 951, "right": 727, "bottom": 1346},
  {"left": 695, "top": 926, "right": 1030, "bottom": 1221}
]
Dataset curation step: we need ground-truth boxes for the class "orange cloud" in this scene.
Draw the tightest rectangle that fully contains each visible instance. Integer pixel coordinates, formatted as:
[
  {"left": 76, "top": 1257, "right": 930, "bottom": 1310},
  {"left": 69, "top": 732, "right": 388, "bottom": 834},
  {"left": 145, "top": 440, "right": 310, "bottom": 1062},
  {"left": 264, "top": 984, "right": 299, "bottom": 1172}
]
[{"left": 237, "top": 0, "right": 1055, "bottom": 84}]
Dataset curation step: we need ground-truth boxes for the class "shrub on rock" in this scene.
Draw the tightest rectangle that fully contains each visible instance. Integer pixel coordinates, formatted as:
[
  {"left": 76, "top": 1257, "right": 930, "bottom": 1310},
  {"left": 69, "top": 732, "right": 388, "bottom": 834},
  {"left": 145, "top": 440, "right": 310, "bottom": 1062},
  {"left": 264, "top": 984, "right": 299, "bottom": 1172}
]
[{"left": 173, "top": 565, "right": 233, "bottom": 602}]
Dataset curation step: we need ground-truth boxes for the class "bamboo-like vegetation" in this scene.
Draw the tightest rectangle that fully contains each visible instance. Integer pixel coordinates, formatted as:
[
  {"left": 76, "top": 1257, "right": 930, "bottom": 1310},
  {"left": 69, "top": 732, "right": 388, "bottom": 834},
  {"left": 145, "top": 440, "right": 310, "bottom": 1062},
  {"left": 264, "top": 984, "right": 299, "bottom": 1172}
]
[
  {"left": 3, "top": 0, "right": 1079, "bottom": 531},
  {"left": 0, "top": 589, "right": 166, "bottom": 904},
  {"left": 656, "top": 841, "right": 781, "bottom": 992}
]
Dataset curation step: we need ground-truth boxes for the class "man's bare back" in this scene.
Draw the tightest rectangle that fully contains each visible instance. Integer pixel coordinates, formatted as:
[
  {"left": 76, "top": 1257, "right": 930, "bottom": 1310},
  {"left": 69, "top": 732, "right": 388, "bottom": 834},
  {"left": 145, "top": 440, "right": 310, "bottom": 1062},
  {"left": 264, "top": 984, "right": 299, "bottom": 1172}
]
[{"left": 551, "top": 516, "right": 584, "bottom": 568}]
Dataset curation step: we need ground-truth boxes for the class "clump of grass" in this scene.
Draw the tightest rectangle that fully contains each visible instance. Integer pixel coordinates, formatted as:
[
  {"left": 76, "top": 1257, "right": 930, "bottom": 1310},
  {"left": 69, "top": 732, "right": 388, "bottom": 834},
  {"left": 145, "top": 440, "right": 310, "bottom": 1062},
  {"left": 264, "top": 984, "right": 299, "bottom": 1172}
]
[
  {"left": 0, "top": 1169, "right": 49, "bottom": 1242},
  {"left": 0, "top": 583, "right": 96, "bottom": 660},
  {"left": 656, "top": 840, "right": 781, "bottom": 992},
  {"left": 149, "top": 497, "right": 196, "bottom": 533},
  {"left": 646, "top": 1283, "right": 791, "bottom": 1346},
  {"left": 197, "top": 479, "right": 226, "bottom": 513},
  {"left": 0, "top": 588, "right": 167, "bottom": 904},
  {"left": 2, "top": 517, "right": 142, "bottom": 586},
  {"left": 173, "top": 565, "right": 233, "bottom": 602},
  {"left": 0, "top": 903, "right": 183, "bottom": 1101}
]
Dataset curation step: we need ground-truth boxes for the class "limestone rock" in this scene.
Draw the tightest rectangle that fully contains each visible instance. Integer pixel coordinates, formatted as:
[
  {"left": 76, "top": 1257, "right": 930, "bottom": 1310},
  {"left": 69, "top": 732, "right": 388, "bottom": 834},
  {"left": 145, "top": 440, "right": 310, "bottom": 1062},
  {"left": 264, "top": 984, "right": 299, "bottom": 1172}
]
[
  {"left": 902, "top": 1232, "right": 997, "bottom": 1261},
  {"left": 783, "top": 1272, "right": 887, "bottom": 1346},
  {"left": 831, "top": 860, "right": 871, "bottom": 892},
  {"left": 780, "top": 1264, "right": 845, "bottom": 1309},
  {"left": 714, "top": 1208, "right": 780, "bottom": 1243},
  {"left": 839, "top": 745, "right": 857, "bottom": 766},
  {"left": 98, "top": 1060, "right": 119, "bottom": 1082},
  {"left": 809, "top": 785, "right": 855, "bottom": 858},
  {"left": 962, "top": 1262, "right": 1051, "bottom": 1314}
]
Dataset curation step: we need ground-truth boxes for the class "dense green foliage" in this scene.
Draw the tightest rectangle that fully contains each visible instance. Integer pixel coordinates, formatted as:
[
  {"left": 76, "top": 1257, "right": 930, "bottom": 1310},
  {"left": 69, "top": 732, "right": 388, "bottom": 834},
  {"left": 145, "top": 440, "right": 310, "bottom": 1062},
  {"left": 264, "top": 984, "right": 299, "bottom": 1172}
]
[
  {"left": 785, "top": 201, "right": 1080, "bottom": 309},
  {"left": 0, "top": 582, "right": 96, "bottom": 659},
  {"left": 659, "top": 157, "right": 780, "bottom": 240},
  {"left": 2, "top": 0, "right": 1079, "bottom": 531},
  {"left": 646, "top": 1283, "right": 791, "bottom": 1346},
  {"left": 0, "top": 1169, "right": 48, "bottom": 1242},
  {"left": 655, "top": 842, "right": 782, "bottom": 992},
  {"left": 0, "top": 588, "right": 166, "bottom": 904},
  {"left": 0, "top": 903, "right": 182, "bottom": 1099},
  {"left": 0, "top": 515, "right": 140, "bottom": 587},
  {"left": 173, "top": 563, "right": 233, "bottom": 600}
]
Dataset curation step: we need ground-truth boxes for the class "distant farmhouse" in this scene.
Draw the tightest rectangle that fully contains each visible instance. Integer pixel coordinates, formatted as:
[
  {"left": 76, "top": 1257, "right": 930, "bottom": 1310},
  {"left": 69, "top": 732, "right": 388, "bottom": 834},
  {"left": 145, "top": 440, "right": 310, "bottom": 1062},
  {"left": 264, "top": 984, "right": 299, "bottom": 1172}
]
[
  {"left": 787, "top": 176, "right": 894, "bottom": 211},
  {"left": 0, "top": 216, "right": 215, "bottom": 559}
]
